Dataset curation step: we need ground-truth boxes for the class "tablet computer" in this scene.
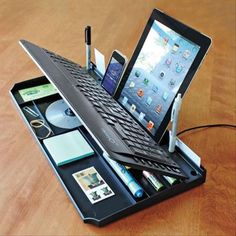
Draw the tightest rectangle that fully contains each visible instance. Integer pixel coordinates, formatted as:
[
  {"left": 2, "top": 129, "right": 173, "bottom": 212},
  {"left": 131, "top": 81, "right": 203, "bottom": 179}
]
[{"left": 115, "top": 8, "right": 211, "bottom": 143}]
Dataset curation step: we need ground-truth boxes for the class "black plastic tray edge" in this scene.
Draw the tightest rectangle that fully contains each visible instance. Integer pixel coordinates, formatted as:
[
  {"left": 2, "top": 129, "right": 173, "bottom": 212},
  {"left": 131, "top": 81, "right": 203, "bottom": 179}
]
[
  {"left": 9, "top": 79, "right": 136, "bottom": 226},
  {"left": 9, "top": 76, "right": 207, "bottom": 227},
  {"left": 9, "top": 83, "right": 90, "bottom": 223}
]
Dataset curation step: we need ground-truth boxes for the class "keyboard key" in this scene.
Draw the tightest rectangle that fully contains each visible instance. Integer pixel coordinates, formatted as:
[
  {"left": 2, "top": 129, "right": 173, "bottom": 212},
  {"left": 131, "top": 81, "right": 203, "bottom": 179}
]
[
  {"left": 79, "top": 87, "right": 86, "bottom": 92},
  {"left": 88, "top": 97, "right": 95, "bottom": 101},
  {"left": 123, "top": 129, "right": 131, "bottom": 136},
  {"left": 134, "top": 143, "right": 142, "bottom": 149},
  {"left": 149, "top": 148, "right": 163, "bottom": 156},
  {"left": 105, "top": 118, "right": 115, "bottom": 125},
  {"left": 159, "top": 164, "right": 165, "bottom": 169},
  {"left": 95, "top": 107, "right": 103, "bottom": 113},
  {"left": 129, "top": 132, "right": 139, "bottom": 139},
  {"left": 100, "top": 113, "right": 109, "bottom": 119},
  {"left": 172, "top": 168, "right": 181, "bottom": 173},
  {"left": 132, "top": 147, "right": 148, "bottom": 156},
  {"left": 140, "top": 159, "right": 146, "bottom": 164},
  {"left": 142, "top": 146, "right": 150, "bottom": 152},
  {"left": 118, "top": 119, "right": 125, "bottom": 125},
  {"left": 127, "top": 136, "right": 136, "bottom": 142},
  {"left": 153, "top": 162, "right": 160, "bottom": 168},
  {"left": 92, "top": 101, "right": 100, "bottom": 107},
  {"left": 109, "top": 116, "right": 117, "bottom": 122},
  {"left": 147, "top": 160, "right": 153, "bottom": 166},
  {"left": 126, "top": 140, "right": 134, "bottom": 147},
  {"left": 134, "top": 138, "right": 144, "bottom": 145}
]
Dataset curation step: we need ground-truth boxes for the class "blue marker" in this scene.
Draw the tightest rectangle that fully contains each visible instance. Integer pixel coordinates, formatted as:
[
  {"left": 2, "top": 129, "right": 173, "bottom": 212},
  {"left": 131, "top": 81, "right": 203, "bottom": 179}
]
[{"left": 103, "top": 153, "right": 144, "bottom": 198}]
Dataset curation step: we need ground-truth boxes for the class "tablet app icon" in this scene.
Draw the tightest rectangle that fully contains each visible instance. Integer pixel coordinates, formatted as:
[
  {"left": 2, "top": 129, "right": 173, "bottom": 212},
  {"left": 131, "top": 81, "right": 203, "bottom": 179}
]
[
  {"left": 172, "top": 43, "right": 179, "bottom": 53},
  {"left": 152, "top": 85, "right": 158, "bottom": 93},
  {"left": 146, "top": 96, "right": 153, "bottom": 105},
  {"left": 138, "top": 112, "right": 145, "bottom": 121},
  {"left": 135, "top": 71, "right": 141, "bottom": 77},
  {"left": 159, "top": 71, "right": 165, "bottom": 79},
  {"left": 122, "top": 96, "right": 128, "bottom": 105},
  {"left": 163, "top": 37, "right": 169, "bottom": 46},
  {"left": 137, "top": 89, "right": 144, "bottom": 97},
  {"left": 156, "top": 104, "right": 162, "bottom": 114},
  {"left": 143, "top": 78, "right": 149, "bottom": 85},
  {"left": 130, "top": 104, "right": 136, "bottom": 113},
  {"left": 175, "top": 63, "right": 184, "bottom": 73},
  {"left": 165, "top": 58, "right": 172, "bottom": 67},
  {"left": 183, "top": 50, "right": 191, "bottom": 59},
  {"left": 169, "top": 79, "right": 176, "bottom": 87},
  {"left": 147, "top": 121, "right": 154, "bottom": 130},
  {"left": 129, "top": 81, "right": 135, "bottom": 88},
  {"left": 162, "top": 92, "right": 169, "bottom": 101}
]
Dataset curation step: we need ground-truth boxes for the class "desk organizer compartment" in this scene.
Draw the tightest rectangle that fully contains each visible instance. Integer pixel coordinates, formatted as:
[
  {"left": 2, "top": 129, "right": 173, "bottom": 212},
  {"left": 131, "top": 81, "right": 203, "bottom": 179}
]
[{"left": 10, "top": 75, "right": 206, "bottom": 226}]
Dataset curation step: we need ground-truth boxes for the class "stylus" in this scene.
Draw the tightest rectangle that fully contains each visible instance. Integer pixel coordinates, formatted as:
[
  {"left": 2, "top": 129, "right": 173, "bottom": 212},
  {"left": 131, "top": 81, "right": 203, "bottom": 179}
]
[
  {"left": 85, "top": 26, "right": 91, "bottom": 70},
  {"left": 169, "top": 93, "right": 182, "bottom": 153}
]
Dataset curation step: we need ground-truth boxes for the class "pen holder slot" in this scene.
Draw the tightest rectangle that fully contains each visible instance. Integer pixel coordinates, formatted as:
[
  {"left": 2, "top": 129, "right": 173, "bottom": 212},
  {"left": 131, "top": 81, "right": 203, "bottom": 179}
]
[{"left": 128, "top": 169, "right": 169, "bottom": 197}]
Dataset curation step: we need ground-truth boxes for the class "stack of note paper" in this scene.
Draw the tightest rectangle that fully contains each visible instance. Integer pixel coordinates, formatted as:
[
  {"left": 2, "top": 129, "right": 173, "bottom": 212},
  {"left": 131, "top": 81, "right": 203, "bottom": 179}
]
[{"left": 43, "top": 130, "right": 94, "bottom": 166}]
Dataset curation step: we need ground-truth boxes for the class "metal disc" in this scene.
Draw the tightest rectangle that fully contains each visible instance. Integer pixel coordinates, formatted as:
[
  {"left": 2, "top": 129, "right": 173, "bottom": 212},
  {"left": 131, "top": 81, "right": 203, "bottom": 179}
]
[{"left": 45, "top": 99, "right": 81, "bottom": 129}]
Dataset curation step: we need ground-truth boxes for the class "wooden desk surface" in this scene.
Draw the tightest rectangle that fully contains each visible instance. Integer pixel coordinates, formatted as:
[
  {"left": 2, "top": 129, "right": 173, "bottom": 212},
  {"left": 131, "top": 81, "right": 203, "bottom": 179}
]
[{"left": 0, "top": 0, "right": 235, "bottom": 235}]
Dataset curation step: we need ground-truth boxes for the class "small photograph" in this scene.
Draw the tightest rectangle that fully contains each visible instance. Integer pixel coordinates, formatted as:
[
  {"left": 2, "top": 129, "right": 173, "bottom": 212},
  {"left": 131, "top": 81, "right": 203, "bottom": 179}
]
[
  {"left": 73, "top": 167, "right": 115, "bottom": 204},
  {"left": 73, "top": 167, "right": 104, "bottom": 191},
  {"left": 90, "top": 191, "right": 101, "bottom": 201},
  {"left": 101, "top": 186, "right": 113, "bottom": 196}
]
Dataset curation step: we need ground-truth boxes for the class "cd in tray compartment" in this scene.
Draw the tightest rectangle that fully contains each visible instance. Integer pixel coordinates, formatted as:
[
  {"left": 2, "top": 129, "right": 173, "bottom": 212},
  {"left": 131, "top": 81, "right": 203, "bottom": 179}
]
[{"left": 45, "top": 99, "right": 81, "bottom": 129}]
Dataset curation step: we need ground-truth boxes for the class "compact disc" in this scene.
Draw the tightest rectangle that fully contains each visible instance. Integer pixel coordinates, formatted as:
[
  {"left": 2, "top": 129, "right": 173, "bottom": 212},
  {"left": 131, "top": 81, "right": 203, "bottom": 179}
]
[{"left": 45, "top": 99, "right": 81, "bottom": 129}]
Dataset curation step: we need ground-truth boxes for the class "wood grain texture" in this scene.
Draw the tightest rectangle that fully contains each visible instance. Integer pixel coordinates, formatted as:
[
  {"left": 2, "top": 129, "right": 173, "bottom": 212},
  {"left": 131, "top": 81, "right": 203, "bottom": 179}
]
[{"left": 0, "top": 0, "right": 235, "bottom": 235}]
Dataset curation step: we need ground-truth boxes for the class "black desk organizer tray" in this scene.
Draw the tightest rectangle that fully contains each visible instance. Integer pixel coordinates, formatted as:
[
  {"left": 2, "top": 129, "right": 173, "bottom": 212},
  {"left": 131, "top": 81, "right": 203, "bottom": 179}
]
[{"left": 10, "top": 75, "right": 206, "bottom": 226}]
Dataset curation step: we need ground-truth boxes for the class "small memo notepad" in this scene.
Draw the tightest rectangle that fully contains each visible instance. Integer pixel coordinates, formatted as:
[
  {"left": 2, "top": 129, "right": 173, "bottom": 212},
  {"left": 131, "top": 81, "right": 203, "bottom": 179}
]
[
  {"left": 19, "top": 83, "right": 57, "bottom": 102},
  {"left": 43, "top": 130, "right": 94, "bottom": 166}
]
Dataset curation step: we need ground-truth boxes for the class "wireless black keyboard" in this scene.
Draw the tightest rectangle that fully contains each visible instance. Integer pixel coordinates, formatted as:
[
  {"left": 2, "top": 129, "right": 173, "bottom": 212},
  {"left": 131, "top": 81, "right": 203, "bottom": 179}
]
[{"left": 20, "top": 39, "right": 187, "bottom": 179}]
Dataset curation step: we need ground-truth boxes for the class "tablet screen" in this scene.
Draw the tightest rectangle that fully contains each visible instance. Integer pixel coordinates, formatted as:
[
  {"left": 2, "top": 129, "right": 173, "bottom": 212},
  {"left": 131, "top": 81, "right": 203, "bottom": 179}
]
[{"left": 118, "top": 20, "right": 200, "bottom": 136}]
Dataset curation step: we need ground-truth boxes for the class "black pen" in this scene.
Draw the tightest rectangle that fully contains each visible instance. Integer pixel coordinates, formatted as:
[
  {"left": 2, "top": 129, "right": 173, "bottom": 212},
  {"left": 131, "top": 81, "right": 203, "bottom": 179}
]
[{"left": 85, "top": 26, "right": 91, "bottom": 70}]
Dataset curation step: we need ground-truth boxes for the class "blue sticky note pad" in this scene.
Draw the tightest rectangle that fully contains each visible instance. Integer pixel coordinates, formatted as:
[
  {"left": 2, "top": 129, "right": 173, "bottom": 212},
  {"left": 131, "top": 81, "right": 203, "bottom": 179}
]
[{"left": 43, "top": 130, "right": 94, "bottom": 166}]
